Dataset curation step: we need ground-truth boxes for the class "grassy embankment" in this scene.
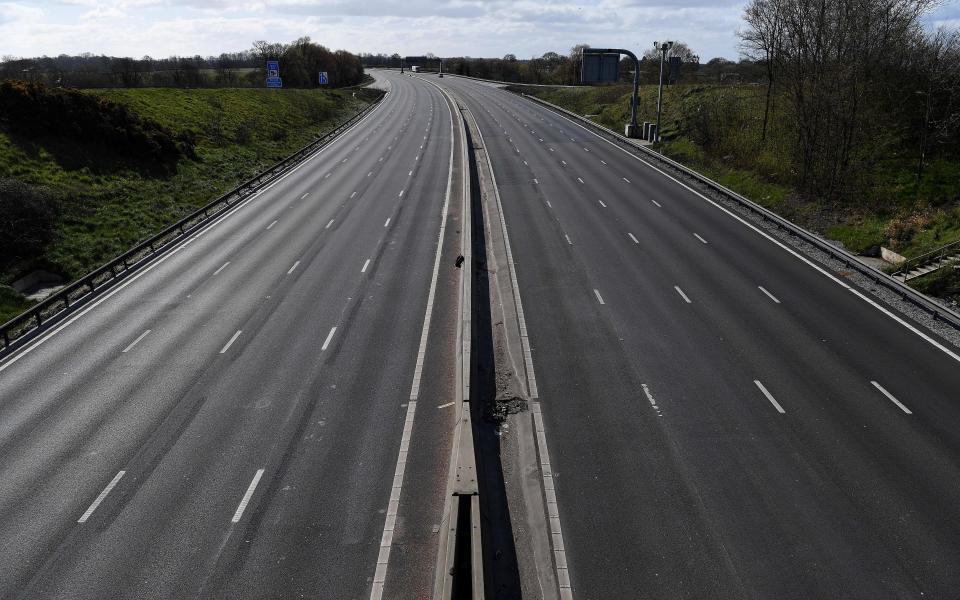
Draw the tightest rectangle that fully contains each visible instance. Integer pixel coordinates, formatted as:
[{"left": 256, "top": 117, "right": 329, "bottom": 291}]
[
  {"left": 511, "top": 83, "right": 960, "bottom": 301},
  {"left": 0, "top": 86, "right": 378, "bottom": 324}
]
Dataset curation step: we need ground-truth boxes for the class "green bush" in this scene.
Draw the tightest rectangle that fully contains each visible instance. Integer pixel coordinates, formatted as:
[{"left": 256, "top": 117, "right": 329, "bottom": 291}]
[{"left": 0, "top": 178, "right": 60, "bottom": 270}]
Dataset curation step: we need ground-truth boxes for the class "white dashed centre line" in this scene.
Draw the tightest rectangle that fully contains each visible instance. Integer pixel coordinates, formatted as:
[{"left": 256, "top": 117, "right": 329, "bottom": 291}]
[
  {"left": 384, "top": 218, "right": 391, "bottom": 227},
  {"left": 231, "top": 469, "right": 265, "bottom": 523},
  {"left": 622, "top": 177, "right": 631, "bottom": 183},
  {"left": 533, "top": 178, "right": 540, "bottom": 185},
  {"left": 350, "top": 191, "right": 357, "bottom": 199},
  {"left": 77, "top": 470, "right": 125, "bottom": 523},
  {"left": 361, "top": 259, "right": 371, "bottom": 273},
  {"left": 121, "top": 330, "right": 151, "bottom": 353},
  {"left": 300, "top": 192, "right": 310, "bottom": 200},
  {"left": 650, "top": 199, "right": 662, "bottom": 208},
  {"left": 694, "top": 233, "right": 708, "bottom": 244},
  {"left": 758, "top": 286, "right": 781, "bottom": 303},
  {"left": 326, "top": 219, "right": 335, "bottom": 229},
  {"left": 220, "top": 330, "right": 242, "bottom": 354},
  {"left": 565, "top": 234, "right": 572, "bottom": 245},
  {"left": 577, "top": 177, "right": 584, "bottom": 184},
  {"left": 213, "top": 261, "right": 230, "bottom": 275},
  {"left": 628, "top": 233, "right": 639, "bottom": 244},
  {"left": 593, "top": 289, "right": 605, "bottom": 305},
  {"left": 321, "top": 326, "right": 337, "bottom": 351},
  {"left": 674, "top": 286, "right": 692, "bottom": 303},
  {"left": 546, "top": 200, "right": 553, "bottom": 208},
  {"left": 754, "top": 380, "right": 786, "bottom": 413},
  {"left": 266, "top": 220, "right": 277, "bottom": 230},
  {"left": 871, "top": 381, "right": 913, "bottom": 414},
  {"left": 287, "top": 261, "right": 300, "bottom": 275},
  {"left": 600, "top": 160, "right": 607, "bottom": 165},
  {"left": 598, "top": 200, "right": 607, "bottom": 208}
]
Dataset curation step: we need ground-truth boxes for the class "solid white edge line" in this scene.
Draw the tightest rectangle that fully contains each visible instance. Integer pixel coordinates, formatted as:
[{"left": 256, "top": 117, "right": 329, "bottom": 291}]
[
  {"left": 287, "top": 261, "right": 300, "bottom": 275},
  {"left": 371, "top": 73, "right": 457, "bottom": 600},
  {"left": 220, "top": 330, "right": 242, "bottom": 354},
  {"left": 594, "top": 289, "right": 605, "bottom": 305},
  {"left": 77, "top": 470, "right": 125, "bottom": 523},
  {"left": 758, "top": 286, "right": 781, "bottom": 304},
  {"left": 628, "top": 233, "right": 639, "bottom": 244},
  {"left": 213, "top": 261, "right": 230, "bottom": 275},
  {"left": 871, "top": 380, "right": 913, "bottom": 414},
  {"left": 361, "top": 259, "right": 371, "bottom": 273},
  {"left": 674, "top": 286, "right": 692, "bottom": 304},
  {"left": 754, "top": 380, "right": 786, "bottom": 413},
  {"left": 231, "top": 468, "right": 265, "bottom": 523},
  {"left": 534, "top": 95, "right": 960, "bottom": 366},
  {"left": 121, "top": 329, "right": 151, "bottom": 353}
]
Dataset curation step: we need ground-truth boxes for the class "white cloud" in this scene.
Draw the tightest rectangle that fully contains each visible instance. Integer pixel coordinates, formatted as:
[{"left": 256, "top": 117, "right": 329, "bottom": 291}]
[{"left": 1, "top": 0, "right": 957, "bottom": 60}]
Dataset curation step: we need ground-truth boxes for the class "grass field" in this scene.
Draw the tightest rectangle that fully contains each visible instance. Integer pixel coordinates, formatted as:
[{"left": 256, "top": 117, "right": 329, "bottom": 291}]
[
  {"left": 0, "top": 86, "right": 375, "bottom": 324},
  {"left": 512, "top": 83, "right": 960, "bottom": 264}
]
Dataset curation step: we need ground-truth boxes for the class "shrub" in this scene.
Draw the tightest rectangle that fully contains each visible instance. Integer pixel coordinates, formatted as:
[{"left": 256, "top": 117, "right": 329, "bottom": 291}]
[{"left": 0, "top": 178, "right": 60, "bottom": 268}]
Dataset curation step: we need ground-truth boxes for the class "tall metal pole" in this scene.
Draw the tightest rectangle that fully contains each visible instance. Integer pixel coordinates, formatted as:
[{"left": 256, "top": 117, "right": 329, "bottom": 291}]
[
  {"left": 654, "top": 41, "right": 672, "bottom": 143},
  {"left": 581, "top": 48, "right": 641, "bottom": 138}
]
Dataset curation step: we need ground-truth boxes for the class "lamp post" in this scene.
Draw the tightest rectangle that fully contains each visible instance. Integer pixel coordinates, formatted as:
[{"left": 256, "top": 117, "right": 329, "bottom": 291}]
[{"left": 654, "top": 40, "right": 673, "bottom": 143}]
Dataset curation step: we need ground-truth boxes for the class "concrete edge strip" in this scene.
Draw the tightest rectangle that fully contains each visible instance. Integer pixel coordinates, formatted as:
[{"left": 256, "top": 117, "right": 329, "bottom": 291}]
[
  {"left": 369, "top": 77, "right": 457, "bottom": 600},
  {"left": 458, "top": 80, "right": 572, "bottom": 599},
  {"left": 414, "top": 75, "right": 482, "bottom": 600},
  {"left": 0, "top": 94, "right": 390, "bottom": 374},
  {"left": 515, "top": 92, "right": 960, "bottom": 366}
]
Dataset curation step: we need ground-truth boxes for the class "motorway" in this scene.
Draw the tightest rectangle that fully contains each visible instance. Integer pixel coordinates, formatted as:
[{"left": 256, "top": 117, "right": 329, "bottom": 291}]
[
  {"left": 432, "top": 73, "right": 960, "bottom": 599},
  {"left": 0, "top": 70, "right": 462, "bottom": 599}
]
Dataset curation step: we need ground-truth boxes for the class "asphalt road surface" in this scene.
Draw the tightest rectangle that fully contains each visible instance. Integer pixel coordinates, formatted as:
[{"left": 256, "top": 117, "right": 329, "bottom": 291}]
[
  {"left": 434, "top": 73, "right": 960, "bottom": 600},
  {"left": 0, "top": 69, "right": 461, "bottom": 600}
]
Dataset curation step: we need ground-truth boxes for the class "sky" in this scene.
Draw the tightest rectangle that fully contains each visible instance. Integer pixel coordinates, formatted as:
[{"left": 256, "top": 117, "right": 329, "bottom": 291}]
[{"left": 1, "top": 0, "right": 958, "bottom": 61}]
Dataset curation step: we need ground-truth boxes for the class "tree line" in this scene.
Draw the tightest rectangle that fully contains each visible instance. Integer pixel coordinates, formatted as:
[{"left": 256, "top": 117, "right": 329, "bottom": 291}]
[
  {"left": 0, "top": 38, "right": 365, "bottom": 89},
  {"left": 740, "top": 0, "right": 960, "bottom": 202}
]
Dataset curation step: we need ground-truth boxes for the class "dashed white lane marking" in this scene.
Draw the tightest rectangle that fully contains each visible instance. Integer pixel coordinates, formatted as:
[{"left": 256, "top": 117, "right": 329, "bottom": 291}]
[
  {"left": 361, "top": 259, "right": 371, "bottom": 273},
  {"left": 871, "top": 381, "right": 913, "bottom": 414},
  {"left": 533, "top": 178, "right": 540, "bottom": 185},
  {"left": 231, "top": 469, "right": 265, "bottom": 523},
  {"left": 600, "top": 160, "right": 607, "bottom": 165},
  {"left": 379, "top": 157, "right": 384, "bottom": 162},
  {"left": 384, "top": 218, "right": 391, "bottom": 227},
  {"left": 324, "top": 173, "right": 331, "bottom": 179},
  {"left": 523, "top": 160, "right": 528, "bottom": 166},
  {"left": 266, "top": 220, "right": 277, "bottom": 230},
  {"left": 628, "top": 233, "right": 639, "bottom": 244},
  {"left": 351, "top": 191, "right": 357, "bottom": 199},
  {"left": 342, "top": 158, "right": 348, "bottom": 163},
  {"left": 546, "top": 200, "right": 553, "bottom": 208},
  {"left": 650, "top": 199, "right": 662, "bottom": 208},
  {"left": 754, "top": 380, "right": 786, "bottom": 414},
  {"left": 583, "top": 147, "right": 590, "bottom": 152},
  {"left": 122, "top": 330, "right": 151, "bottom": 353},
  {"left": 287, "top": 261, "right": 300, "bottom": 275},
  {"left": 694, "top": 233, "right": 708, "bottom": 244},
  {"left": 561, "top": 160, "right": 567, "bottom": 165},
  {"left": 220, "top": 330, "right": 242, "bottom": 354},
  {"left": 367, "top": 171, "right": 373, "bottom": 177},
  {"left": 576, "top": 177, "right": 584, "bottom": 184},
  {"left": 642, "top": 384, "right": 663, "bottom": 417},
  {"left": 549, "top": 148, "right": 555, "bottom": 152},
  {"left": 593, "top": 289, "right": 605, "bottom": 305},
  {"left": 622, "top": 177, "right": 631, "bottom": 183},
  {"left": 300, "top": 192, "right": 310, "bottom": 200},
  {"left": 213, "top": 261, "right": 230, "bottom": 275},
  {"left": 78, "top": 470, "right": 125, "bottom": 523},
  {"left": 565, "top": 234, "right": 573, "bottom": 245},
  {"left": 674, "top": 286, "right": 692, "bottom": 304},
  {"left": 326, "top": 219, "right": 335, "bottom": 229},
  {"left": 758, "top": 286, "right": 781, "bottom": 304},
  {"left": 321, "top": 327, "right": 337, "bottom": 351},
  {"left": 539, "top": 138, "right": 544, "bottom": 142},
  {"left": 598, "top": 200, "right": 607, "bottom": 208},
  {"left": 437, "top": 401, "right": 455, "bottom": 409}
]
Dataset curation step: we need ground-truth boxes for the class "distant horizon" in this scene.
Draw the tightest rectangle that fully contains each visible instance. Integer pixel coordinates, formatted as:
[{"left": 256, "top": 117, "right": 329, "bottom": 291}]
[{"left": 2, "top": 0, "right": 955, "bottom": 65}]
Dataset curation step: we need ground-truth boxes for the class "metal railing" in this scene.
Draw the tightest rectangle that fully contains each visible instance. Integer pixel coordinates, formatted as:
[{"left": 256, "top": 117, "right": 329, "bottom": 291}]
[
  {"left": 0, "top": 91, "right": 386, "bottom": 355},
  {"left": 515, "top": 91, "right": 960, "bottom": 331},
  {"left": 893, "top": 239, "right": 960, "bottom": 281}
]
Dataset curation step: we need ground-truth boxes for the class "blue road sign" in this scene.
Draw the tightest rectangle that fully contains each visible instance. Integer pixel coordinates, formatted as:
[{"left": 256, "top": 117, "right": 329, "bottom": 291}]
[
  {"left": 267, "top": 76, "right": 282, "bottom": 88},
  {"left": 318, "top": 71, "right": 328, "bottom": 85},
  {"left": 266, "top": 60, "right": 279, "bottom": 78}
]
